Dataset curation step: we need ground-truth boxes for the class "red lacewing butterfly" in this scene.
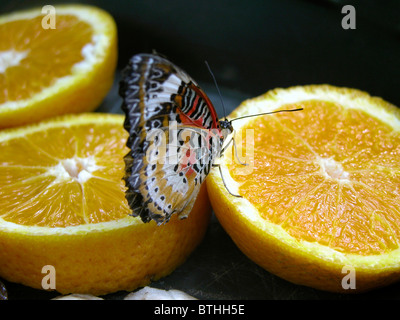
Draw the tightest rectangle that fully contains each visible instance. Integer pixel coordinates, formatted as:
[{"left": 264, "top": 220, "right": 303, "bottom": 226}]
[{"left": 119, "top": 53, "right": 302, "bottom": 225}]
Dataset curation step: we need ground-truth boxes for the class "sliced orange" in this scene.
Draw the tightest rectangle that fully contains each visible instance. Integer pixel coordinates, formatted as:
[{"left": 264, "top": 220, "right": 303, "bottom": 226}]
[
  {"left": 0, "top": 113, "right": 211, "bottom": 295},
  {"left": 207, "top": 85, "right": 400, "bottom": 292},
  {"left": 0, "top": 5, "right": 117, "bottom": 128}
]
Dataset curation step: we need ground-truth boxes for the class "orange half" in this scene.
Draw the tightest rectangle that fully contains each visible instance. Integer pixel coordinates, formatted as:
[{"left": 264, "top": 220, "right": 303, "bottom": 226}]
[
  {"left": 207, "top": 85, "right": 400, "bottom": 292},
  {"left": 0, "top": 113, "right": 211, "bottom": 295},
  {"left": 0, "top": 5, "right": 117, "bottom": 128}
]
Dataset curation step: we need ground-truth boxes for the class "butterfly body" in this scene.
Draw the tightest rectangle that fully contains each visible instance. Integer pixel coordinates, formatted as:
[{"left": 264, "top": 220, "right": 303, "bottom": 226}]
[{"left": 120, "top": 53, "right": 231, "bottom": 224}]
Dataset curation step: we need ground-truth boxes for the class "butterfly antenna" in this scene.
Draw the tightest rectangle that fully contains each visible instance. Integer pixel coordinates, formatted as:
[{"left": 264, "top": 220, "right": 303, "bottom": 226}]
[
  {"left": 230, "top": 108, "right": 304, "bottom": 122},
  {"left": 205, "top": 61, "right": 228, "bottom": 121}
]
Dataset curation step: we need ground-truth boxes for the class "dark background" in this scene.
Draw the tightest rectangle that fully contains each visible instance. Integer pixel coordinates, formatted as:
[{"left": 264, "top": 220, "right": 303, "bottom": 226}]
[{"left": 1, "top": 0, "right": 400, "bottom": 300}]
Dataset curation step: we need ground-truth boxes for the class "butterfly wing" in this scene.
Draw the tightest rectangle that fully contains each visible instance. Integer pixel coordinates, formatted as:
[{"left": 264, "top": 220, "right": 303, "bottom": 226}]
[{"left": 120, "top": 53, "right": 222, "bottom": 224}]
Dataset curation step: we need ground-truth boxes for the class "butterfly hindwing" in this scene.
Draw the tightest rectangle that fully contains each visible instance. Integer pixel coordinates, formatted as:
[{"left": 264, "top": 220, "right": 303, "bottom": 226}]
[{"left": 120, "top": 53, "right": 222, "bottom": 224}]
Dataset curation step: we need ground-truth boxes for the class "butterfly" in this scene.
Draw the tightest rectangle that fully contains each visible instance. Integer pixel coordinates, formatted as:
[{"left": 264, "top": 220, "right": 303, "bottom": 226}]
[
  {"left": 119, "top": 53, "right": 234, "bottom": 225},
  {"left": 120, "top": 53, "right": 302, "bottom": 225}
]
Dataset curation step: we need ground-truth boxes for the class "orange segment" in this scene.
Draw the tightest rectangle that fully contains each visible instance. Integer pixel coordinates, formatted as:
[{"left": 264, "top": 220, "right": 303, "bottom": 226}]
[
  {"left": 0, "top": 5, "right": 117, "bottom": 128},
  {"left": 0, "top": 119, "right": 129, "bottom": 227},
  {"left": 0, "top": 113, "right": 211, "bottom": 295},
  {"left": 83, "top": 177, "right": 129, "bottom": 224},
  {"left": 207, "top": 85, "right": 400, "bottom": 292},
  {"left": 229, "top": 100, "right": 400, "bottom": 255}
]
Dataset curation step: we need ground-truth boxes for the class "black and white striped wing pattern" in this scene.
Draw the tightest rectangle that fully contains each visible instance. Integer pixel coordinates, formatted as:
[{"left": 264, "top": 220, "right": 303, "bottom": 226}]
[{"left": 120, "top": 53, "right": 223, "bottom": 224}]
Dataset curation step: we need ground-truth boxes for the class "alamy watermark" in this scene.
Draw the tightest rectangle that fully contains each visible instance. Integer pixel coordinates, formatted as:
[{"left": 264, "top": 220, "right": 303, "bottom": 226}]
[
  {"left": 144, "top": 121, "right": 255, "bottom": 175},
  {"left": 41, "top": 5, "right": 56, "bottom": 29},
  {"left": 341, "top": 5, "right": 356, "bottom": 30},
  {"left": 41, "top": 265, "right": 56, "bottom": 290},
  {"left": 341, "top": 265, "right": 356, "bottom": 290}
]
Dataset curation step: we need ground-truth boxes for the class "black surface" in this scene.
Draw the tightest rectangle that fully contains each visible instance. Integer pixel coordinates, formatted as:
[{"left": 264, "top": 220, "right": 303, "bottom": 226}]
[{"left": 1, "top": 0, "right": 400, "bottom": 300}]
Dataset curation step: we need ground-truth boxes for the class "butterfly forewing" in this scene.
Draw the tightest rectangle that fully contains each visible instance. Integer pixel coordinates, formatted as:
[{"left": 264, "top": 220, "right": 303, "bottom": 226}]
[{"left": 120, "top": 53, "right": 223, "bottom": 224}]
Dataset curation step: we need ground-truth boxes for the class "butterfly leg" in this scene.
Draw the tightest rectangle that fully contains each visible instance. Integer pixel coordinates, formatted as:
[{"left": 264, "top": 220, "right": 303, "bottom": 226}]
[
  {"left": 221, "top": 131, "right": 248, "bottom": 166},
  {"left": 220, "top": 136, "right": 233, "bottom": 156},
  {"left": 232, "top": 132, "right": 248, "bottom": 166},
  {"left": 212, "top": 164, "right": 242, "bottom": 198}
]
